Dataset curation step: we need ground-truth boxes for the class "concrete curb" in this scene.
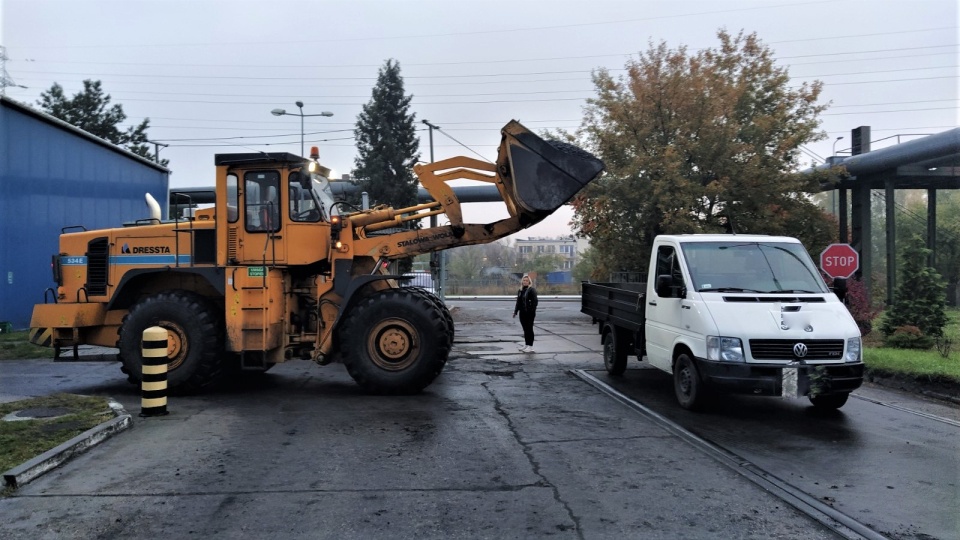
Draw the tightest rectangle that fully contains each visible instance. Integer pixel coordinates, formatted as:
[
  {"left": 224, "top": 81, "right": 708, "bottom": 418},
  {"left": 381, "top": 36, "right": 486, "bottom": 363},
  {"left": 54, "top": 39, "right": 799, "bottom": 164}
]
[
  {"left": 53, "top": 353, "right": 118, "bottom": 363},
  {"left": 3, "top": 399, "right": 132, "bottom": 489}
]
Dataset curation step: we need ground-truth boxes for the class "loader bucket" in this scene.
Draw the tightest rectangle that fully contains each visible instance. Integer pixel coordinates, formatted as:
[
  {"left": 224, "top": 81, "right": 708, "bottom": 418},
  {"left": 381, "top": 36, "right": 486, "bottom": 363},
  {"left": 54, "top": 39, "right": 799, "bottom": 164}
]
[{"left": 497, "top": 120, "right": 605, "bottom": 215}]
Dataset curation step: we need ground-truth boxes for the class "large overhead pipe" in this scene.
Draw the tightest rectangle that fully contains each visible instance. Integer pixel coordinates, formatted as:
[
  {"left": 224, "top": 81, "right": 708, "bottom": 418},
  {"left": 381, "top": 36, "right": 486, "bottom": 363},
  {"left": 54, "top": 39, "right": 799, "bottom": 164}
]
[{"left": 804, "top": 127, "right": 960, "bottom": 177}]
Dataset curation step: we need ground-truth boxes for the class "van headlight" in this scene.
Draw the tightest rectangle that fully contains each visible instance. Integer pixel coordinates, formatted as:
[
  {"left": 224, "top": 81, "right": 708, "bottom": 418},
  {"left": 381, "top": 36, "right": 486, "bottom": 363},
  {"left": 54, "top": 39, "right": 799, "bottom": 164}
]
[
  {"left": 707, "top": 336, "right": 744, "bottom": 363},
  {"left": 845, "top": 337, "right": 862, "bottom": 363}
]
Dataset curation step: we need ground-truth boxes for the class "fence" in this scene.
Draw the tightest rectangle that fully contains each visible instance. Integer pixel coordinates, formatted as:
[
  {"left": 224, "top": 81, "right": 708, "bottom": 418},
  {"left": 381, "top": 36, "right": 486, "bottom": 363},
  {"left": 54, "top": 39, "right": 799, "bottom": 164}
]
[{"left": 444, "top": 278, "right": 581, "bottom": 296}]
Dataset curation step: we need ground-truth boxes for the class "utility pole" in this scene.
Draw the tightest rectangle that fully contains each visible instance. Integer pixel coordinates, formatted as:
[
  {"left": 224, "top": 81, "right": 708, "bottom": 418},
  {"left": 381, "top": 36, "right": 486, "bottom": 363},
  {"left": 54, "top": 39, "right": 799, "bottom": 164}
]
[
  {"left": 421, "top": 120, "right": 444, "bottom": 301},
  {"left": 147, "top": 140, "right": 169, "bottom": 163},
  {"left": 0, "top": 46, "right": 27, "bottom": 97}
]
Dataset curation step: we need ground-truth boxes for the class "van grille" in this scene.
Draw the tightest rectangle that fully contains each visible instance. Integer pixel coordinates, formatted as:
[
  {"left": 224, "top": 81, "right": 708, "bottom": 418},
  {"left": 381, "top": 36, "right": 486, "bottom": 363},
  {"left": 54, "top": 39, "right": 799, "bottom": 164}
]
[
  {"left": 749, "top": 339, "right": 845, "bottom": 360},
  {"left": 85, "top": 237, "right": 109, "bottom": 297}
]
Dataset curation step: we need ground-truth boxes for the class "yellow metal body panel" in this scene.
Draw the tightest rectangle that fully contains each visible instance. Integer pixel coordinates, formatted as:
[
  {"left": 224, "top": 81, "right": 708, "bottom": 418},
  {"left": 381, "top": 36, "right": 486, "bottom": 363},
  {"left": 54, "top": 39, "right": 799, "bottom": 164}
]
[
  {"left": 224, "top": 266, "right": 286, "bottom": 353},
  {"left": 31, "top": 302, "right": 106, "bottom": 328}
]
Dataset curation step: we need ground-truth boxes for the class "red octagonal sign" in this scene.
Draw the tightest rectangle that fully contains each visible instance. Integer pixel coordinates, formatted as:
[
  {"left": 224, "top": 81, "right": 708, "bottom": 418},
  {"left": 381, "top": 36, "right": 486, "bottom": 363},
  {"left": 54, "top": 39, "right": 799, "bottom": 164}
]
[{"left": 820, "top": 243, "right": 859, "bottom": 279}]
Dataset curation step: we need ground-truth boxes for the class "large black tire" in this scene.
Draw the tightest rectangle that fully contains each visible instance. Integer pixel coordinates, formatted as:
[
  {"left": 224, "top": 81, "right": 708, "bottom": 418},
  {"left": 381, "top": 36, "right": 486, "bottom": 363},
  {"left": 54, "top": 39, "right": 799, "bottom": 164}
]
[
  {"left": 809, "top": 392, "right": 850, "bottom": 410},
  {"left": 403, "top": 287, "right": 454, "bottom": 344},
  {"left": 602, "top": 330, "right": 627, "bottom": 376},
  {"left": 118, "top": 291, "right": 224, "bottom": 394},
  {"left": 673, "top": 353, "right": 706, "bottom": 411},
  {"left": 340, "top": 289, "right": 450, "bottom": 394}
]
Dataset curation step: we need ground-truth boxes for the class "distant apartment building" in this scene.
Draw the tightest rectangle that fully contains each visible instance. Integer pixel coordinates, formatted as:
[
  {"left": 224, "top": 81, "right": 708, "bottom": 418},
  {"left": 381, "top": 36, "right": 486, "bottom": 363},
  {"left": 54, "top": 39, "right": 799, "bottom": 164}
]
[{"left": 515, "top": 236, "right": 589, "bottom": 283}]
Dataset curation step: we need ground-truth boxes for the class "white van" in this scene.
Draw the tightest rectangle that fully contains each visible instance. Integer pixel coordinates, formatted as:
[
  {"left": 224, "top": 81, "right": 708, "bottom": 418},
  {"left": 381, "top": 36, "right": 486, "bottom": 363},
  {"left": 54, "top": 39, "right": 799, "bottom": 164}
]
[{"left": 582, "top": 235, "right": 864, "bottom": 411}]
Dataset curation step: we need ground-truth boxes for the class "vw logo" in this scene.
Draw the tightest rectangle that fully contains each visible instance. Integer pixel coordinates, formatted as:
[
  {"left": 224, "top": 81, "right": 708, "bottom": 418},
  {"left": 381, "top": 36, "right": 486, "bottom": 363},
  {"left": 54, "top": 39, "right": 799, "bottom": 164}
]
[{"left": 793, "top": 343, "right": 808, "bottom": 358}]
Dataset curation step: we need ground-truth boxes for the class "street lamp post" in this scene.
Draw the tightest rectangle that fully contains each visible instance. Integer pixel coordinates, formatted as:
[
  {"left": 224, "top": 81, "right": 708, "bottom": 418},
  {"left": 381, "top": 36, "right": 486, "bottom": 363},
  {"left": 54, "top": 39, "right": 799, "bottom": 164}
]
[
  {"left": 271, "top": 101, "right": 334, "bottom": 157},
  {"left": 832, "top": 136, "right": 844, "bottom": 156}
]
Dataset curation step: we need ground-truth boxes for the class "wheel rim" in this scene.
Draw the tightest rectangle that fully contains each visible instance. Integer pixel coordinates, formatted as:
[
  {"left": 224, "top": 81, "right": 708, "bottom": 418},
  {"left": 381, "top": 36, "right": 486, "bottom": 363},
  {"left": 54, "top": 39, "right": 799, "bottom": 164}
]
[
  {"left": 157, "top": 320, "right": 188, "bottom": 371},
  {"left": 677, "top": 365, "right": 693, "bottom": 397},
  {"left": 367, "top": 318, "right": 420, "bottom": 371},
  {"left": 603, "top": 337, "right": 613, "bottom": 369}
]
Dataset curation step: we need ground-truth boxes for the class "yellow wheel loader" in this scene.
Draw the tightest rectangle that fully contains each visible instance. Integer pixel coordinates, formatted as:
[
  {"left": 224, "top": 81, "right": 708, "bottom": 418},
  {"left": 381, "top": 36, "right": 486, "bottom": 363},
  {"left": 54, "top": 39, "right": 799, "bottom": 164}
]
[{"left": 29, "top": 121, "right": 604, "bottom": 394}]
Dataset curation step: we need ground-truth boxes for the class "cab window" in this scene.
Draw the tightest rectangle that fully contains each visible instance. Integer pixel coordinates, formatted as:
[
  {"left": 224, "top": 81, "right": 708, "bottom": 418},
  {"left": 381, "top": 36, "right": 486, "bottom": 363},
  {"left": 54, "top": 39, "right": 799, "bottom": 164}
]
[
  {"left": 654, "top": 245, "right": 685, "bottom": 297},
  {"left": 226, "top": 173, "right": 239, "bottom": 223},
  {"left": 289, "top": 182, "right": 322, "bottom": 222},
  {"left": 245, "top": 171, "right": 280, "bottom": 233}
]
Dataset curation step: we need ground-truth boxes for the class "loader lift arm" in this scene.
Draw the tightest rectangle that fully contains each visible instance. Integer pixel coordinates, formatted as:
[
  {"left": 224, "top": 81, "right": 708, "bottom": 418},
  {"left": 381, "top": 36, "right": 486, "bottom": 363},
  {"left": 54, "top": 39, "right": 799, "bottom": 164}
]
[{"left": 346, "top": 120, "right": 605, "bottom": 260}]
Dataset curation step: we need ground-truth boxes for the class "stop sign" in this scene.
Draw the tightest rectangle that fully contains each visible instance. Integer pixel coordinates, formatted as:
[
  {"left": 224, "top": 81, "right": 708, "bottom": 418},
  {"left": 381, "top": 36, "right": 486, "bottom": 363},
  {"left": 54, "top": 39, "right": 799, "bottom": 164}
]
[{"left": 820, "top": 243, "right": 859, "bottom": 279}]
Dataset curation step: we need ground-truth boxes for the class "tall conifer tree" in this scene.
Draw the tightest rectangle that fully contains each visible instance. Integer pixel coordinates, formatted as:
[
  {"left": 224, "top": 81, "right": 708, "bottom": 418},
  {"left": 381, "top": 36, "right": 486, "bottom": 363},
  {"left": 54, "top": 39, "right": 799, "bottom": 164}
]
[{"left": 353, "top": 59, "right": 420, "bottom": 210}]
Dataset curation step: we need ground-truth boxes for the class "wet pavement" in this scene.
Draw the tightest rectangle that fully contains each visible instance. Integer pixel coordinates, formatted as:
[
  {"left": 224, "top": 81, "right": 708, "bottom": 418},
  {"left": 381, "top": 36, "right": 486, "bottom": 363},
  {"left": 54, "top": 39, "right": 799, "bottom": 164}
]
[{"left": 0, "top": 299, "right": 955, "bottom": 539}]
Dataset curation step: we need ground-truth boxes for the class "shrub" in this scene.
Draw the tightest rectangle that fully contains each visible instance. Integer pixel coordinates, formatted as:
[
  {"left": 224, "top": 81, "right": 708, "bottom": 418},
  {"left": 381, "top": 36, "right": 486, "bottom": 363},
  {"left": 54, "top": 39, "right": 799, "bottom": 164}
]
[
  {"left": 879, "top": 236, "right": 947, "bottom": 338},
  {"left": 838, "top": 277, "right": 882, "bottom": 336},
  {"left": 884, "top": 325, "right": 935, "bottom": 349}
]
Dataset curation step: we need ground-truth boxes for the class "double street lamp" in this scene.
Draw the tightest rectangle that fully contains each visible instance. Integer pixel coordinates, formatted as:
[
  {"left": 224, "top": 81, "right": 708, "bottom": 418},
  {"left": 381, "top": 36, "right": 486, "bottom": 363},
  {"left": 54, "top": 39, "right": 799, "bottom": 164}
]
[{"left": 271, "top": 101, "right": 333, "bottom": 157}]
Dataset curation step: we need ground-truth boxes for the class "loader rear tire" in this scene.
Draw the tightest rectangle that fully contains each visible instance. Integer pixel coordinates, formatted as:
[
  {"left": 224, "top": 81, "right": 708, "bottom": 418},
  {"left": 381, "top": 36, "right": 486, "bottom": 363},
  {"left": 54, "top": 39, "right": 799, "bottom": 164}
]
[
  {"left": 118, "top": 291, "right": 224, "bottom": 394},
  {"left": 340, "top": 289, "right": 450, "bottom": 394}
]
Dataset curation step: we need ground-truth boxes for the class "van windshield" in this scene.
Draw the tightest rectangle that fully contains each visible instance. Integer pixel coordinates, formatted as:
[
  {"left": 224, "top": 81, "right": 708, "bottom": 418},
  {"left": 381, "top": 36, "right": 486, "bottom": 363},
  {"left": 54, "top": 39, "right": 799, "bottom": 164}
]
[{"left": 680, "top": 241, "right": 828, "bottom": 294}]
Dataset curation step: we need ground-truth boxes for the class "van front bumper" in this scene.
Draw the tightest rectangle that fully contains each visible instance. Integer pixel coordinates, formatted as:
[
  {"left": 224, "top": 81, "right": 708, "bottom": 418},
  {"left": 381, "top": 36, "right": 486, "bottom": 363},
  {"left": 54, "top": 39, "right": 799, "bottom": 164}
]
[{"left": 694, "top": 358, "right": 864, "bottom": 397}]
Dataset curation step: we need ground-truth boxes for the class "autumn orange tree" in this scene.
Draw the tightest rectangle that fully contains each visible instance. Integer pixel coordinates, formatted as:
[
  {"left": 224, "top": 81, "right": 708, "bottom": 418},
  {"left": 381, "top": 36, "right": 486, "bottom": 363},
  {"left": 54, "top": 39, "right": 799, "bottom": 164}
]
[{"left": 571, "top": 30, "right": 838, "bottom": 278}]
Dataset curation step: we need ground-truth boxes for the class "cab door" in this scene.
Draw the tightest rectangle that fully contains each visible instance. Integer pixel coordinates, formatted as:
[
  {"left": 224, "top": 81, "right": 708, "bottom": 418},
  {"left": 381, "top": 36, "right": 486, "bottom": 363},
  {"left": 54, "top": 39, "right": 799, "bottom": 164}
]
[{"left": 644, "top": 244, "right": 689, "bottom": 372}]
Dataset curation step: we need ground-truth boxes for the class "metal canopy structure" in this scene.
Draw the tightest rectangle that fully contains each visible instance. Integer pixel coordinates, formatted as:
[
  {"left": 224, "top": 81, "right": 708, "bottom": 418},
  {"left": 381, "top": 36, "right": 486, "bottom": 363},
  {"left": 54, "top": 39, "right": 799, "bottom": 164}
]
[{"left": 808, "top": 127, "right": 960, "bottom": 305}]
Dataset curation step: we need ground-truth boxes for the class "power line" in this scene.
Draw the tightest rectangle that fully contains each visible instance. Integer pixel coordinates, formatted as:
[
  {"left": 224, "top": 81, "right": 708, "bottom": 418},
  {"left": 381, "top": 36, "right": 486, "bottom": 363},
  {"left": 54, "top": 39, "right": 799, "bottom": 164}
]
[
  {"left": 13, "top": 60, "right": 957, "bottom": 83},
  {"left": 11, "top": 1, "right": 845, "bottom": 51},
  {"left": 13, "top": 43, "right": 955, "bottom": 71}
]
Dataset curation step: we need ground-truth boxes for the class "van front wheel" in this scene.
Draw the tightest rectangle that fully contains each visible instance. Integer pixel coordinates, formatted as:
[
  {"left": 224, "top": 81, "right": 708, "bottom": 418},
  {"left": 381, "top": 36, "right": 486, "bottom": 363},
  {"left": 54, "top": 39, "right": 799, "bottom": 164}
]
[
  {"left": 809, "top": 392, "right": 850, "bottom": 410},
  {"left": 673, "top": 353, "right": 706, "bottom": 411}
]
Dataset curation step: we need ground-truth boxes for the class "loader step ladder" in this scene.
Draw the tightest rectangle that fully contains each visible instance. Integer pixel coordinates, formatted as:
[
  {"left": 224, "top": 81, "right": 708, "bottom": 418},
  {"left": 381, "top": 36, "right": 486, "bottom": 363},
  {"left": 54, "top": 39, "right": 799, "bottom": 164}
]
[{"left": 239, "top": 281, "right": 270, "bottom": 369}]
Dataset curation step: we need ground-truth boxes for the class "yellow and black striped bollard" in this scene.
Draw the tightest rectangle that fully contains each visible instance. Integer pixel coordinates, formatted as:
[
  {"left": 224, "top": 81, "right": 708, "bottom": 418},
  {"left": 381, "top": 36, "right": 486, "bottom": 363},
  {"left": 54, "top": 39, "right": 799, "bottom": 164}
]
[{"left": 140, "top": 326, "right": 170, "bottom": 417}]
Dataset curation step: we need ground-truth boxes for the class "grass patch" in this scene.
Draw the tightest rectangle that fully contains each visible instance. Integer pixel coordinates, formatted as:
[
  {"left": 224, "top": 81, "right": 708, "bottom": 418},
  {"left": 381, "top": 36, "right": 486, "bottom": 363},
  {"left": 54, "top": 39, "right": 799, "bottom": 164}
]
[
  {"left": 0, "top": 394, "right": 112, "bottom": 473},
  {"left": 864, "top": 348, "right": 960, "bottom": 381},
  {"left": 863, "top": 307, "right": 960, "bottom": 383},
  {"left": 0, "top": 331, "right": 54, "bottom": 360}
]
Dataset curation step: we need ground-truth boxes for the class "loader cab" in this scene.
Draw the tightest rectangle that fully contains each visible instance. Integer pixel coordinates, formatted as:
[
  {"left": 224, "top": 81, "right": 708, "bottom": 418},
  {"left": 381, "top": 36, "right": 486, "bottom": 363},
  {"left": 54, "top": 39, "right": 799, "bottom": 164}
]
[{"left": 216, "top": 152, "right": 336, "bottom": 267}]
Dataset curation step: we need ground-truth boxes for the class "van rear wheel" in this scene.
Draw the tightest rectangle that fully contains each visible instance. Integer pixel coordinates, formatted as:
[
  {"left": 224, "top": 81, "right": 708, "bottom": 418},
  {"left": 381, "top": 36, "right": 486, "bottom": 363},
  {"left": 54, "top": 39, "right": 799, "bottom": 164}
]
[{"left": 602, "top": 331, "right": 627, "bottom": 376}]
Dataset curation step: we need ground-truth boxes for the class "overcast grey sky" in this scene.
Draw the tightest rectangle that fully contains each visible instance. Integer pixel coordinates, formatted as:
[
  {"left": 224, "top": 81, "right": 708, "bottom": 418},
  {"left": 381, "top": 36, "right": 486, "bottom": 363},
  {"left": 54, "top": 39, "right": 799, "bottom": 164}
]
[{"left": 2, "top": 0, "right": 957, "bottom": 239}]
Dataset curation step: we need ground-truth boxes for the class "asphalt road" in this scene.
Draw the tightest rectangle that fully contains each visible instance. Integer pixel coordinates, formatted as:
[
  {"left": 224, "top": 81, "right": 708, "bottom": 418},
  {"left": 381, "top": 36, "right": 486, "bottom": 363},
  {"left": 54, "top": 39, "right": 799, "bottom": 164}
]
[{"left": 0, "top": 299, "right": 956, "bottom": 539}]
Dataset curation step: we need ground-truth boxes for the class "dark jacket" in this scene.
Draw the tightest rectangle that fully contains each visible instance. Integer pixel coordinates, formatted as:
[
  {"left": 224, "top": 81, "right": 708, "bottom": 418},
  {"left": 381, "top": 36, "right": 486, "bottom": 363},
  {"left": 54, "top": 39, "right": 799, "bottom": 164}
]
[{"left": 514, "top": 286, "right": 538, "bottom": 315}]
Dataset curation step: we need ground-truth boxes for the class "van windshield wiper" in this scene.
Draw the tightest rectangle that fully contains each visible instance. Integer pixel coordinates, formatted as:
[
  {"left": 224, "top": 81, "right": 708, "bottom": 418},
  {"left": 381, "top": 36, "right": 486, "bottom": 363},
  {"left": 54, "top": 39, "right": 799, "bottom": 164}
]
[
  {"left": 767, "top": 289, "right": 818, "bottom": 294},
  {"left": 699, "top": 287, "right": 761, "bottom": 293}
]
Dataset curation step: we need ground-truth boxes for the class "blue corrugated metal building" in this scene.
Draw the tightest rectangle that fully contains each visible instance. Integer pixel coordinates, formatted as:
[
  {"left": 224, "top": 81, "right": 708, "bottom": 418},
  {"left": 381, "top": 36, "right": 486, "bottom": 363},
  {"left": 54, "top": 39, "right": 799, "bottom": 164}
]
[{"left": 0, "top": 96, "right": 169, "bottom": 330}]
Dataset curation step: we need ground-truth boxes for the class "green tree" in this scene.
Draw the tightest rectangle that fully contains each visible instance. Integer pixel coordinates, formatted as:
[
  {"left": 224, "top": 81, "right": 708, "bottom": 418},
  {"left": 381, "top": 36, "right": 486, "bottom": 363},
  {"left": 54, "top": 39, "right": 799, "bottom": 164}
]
[
  {"left": 895, "top": 193, "right": 960, "bottom": 304},
  {"left": 446, "top": 244, "right": 486, "bottom": 280},
  {"left": 37, "top": 80, "right": 167, "bottom": 166},
  {"left": 572, "top": 244, "right": 600, "bottom": 282},
  {"left": 519, "top": 253, "right": 564, "bottom": 279},
  {"left": 571, "top": 30, "right": 834, "bottom": 276},
  {"left": 880, "top": 235, "right": 947, "bottom": 340},
  {"left": 353, "top": 59, "right": 420, "bottom": 273},
  {"left": 353, "top": 59, "right": 420, "bottom": 210}
]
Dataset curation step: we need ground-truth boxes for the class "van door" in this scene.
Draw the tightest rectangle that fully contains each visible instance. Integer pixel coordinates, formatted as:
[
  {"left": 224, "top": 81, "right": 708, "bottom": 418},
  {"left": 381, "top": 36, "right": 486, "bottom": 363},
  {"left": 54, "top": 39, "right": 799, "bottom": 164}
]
[{"left": 644, "top": 244, "right": 687, "bottom": 372}]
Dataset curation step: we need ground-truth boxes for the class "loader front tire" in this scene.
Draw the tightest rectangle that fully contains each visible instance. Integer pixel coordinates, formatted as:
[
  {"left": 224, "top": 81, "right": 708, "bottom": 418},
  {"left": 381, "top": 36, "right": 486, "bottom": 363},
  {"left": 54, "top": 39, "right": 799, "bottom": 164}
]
[
  {"left": 118, "top": 291, "right": 223, "bottom": 394},
  {"left": 340, "top": 289, "right": 450, "bottom": 394},
  {"left": 404, "top": 286, "right": 454, "bottom": 344}
]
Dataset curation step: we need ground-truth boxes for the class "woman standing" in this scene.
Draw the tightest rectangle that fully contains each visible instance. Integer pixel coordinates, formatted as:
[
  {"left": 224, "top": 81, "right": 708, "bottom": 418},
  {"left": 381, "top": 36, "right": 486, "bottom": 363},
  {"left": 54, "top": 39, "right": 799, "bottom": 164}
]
[{"left": 513, "top": 274, "right": 539, "bottom": 353}]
